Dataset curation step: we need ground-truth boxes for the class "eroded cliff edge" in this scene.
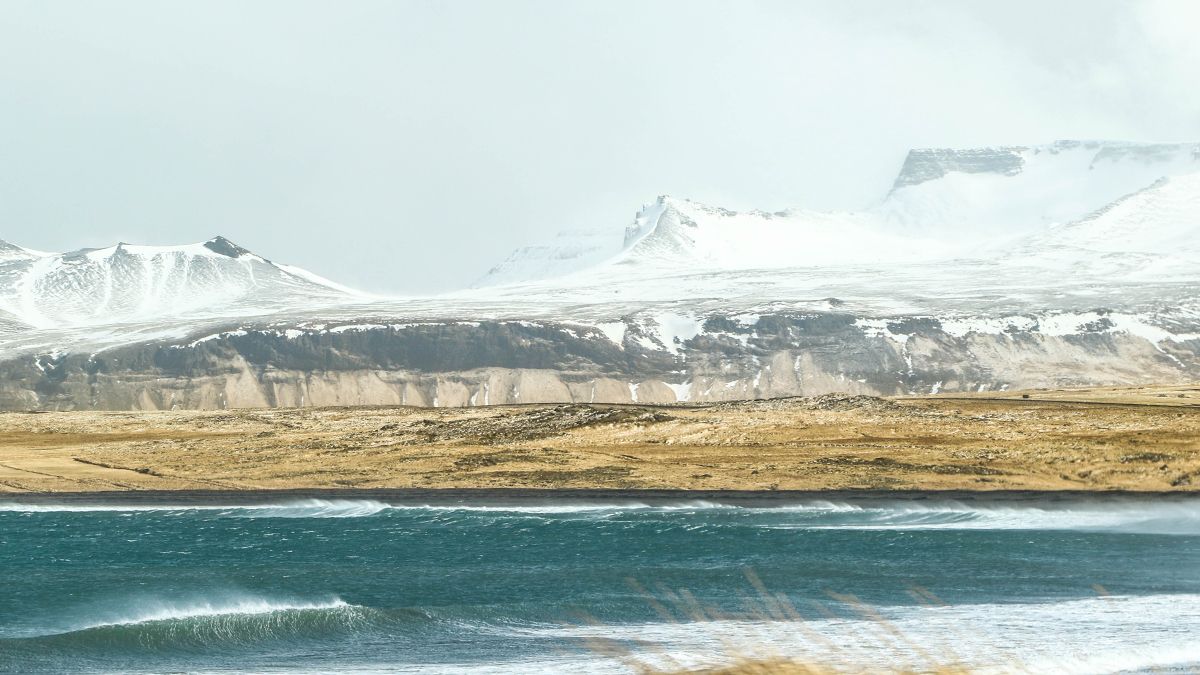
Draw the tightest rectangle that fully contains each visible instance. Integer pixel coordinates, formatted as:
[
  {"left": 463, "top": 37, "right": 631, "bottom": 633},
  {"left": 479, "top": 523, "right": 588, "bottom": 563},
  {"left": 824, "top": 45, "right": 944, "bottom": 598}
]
[{"left": 6, "top": 312, "right": 1197, "bottom": 411}]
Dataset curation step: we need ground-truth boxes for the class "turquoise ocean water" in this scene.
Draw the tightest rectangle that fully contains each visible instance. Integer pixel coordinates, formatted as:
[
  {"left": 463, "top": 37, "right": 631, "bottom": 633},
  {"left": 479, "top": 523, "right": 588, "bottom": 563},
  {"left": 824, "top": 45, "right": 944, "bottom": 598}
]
[{"left": 1, "top": 496, "right": 1199, "bottom": 673}]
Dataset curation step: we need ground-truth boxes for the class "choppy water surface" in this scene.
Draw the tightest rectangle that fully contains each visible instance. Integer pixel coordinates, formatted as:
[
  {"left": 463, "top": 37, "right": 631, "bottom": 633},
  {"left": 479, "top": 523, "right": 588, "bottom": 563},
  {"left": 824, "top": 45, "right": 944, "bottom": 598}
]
[{"left": 2, "top": 497, "right": 1199, "bottom": 673}]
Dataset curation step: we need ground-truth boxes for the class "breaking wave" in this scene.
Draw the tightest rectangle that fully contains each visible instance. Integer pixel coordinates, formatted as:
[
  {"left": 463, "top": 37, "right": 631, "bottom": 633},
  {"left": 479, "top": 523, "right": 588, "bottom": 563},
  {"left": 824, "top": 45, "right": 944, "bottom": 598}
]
[
  {"left": 60, "top": 596, "right": 357, "bottom": 633},
  {"left": 2, "top": 593, "right": 422, "bottom": 659},
  {"left": 2, "top": 497, "right": 1198, "bottom": 532},
  {"left": 0, "top": 499, "right": 392, "bottom": 518},
  {"left": 752, "top": 499, "right": 1200, "bottom": 534},
  {"left": 0, "top": 499, "right": 729, "bottom": 515}
]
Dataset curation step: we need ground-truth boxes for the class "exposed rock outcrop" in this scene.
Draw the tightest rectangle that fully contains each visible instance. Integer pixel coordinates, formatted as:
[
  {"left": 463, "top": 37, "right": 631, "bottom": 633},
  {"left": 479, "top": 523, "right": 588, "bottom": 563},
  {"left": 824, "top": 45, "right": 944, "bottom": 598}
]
[{"left": 3, "top": 313, "right": 1196, "bottom": 411}]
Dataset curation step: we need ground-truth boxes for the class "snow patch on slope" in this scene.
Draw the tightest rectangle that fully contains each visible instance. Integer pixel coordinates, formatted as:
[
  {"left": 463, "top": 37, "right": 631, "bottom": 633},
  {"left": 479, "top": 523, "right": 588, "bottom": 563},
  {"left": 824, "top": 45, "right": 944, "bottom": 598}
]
[
  {"left": 472, "top": 229, "right": 627, "bottom": 288},
  {"left": 1018, "top": 172, "right": 1200, "bottom": 278},
  {"left": 868, "top": 312, "right": 1200, "bottom": 343}
]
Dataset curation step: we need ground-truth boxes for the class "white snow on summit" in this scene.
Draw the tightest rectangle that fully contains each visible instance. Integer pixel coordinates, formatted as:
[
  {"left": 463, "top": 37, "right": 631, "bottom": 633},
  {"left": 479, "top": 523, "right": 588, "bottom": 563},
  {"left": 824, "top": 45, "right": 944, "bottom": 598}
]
[
  {"left": 0, "top": 240, "right": 50, "bottom": 263},
  {"left": 474, "top": 140, "right": 1200, "bottom": 288},
  {"left": 614, "top": 196, "right": 952, "bottom": 270},
  {"left": 0, "top": 236, "right": 357, "bottom": 329},
  {"left": 878, "top": 140, "right": 1200, "bottom": 236}
]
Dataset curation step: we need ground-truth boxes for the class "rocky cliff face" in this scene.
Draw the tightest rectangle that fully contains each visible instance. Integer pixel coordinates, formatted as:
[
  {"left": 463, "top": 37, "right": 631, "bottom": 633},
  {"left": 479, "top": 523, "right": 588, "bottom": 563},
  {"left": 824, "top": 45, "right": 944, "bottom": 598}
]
[
  {"left": 891, "top": 146, "right": 1028, "bottom": 190},
  {"left": 4, "top": 313, "right": 1196, "bottom": 411}
]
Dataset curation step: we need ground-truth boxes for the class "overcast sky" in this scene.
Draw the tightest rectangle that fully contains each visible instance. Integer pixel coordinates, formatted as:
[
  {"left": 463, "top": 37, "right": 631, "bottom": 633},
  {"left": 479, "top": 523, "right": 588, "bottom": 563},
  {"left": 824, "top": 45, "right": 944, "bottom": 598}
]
[{"left": 1, "top": 0, "right": 1197, "bottom": 293}]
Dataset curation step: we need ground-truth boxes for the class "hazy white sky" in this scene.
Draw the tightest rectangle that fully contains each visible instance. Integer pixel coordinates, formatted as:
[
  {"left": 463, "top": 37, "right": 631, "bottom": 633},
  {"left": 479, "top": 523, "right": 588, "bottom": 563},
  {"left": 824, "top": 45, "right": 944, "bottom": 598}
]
[{"left": 1, "top": 0, "right": 1197, "bottom": 293}]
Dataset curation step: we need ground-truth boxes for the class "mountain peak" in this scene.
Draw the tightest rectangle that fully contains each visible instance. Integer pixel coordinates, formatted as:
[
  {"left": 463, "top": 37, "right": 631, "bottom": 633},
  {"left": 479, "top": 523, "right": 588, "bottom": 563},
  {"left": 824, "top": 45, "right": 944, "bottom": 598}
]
[
  {"left": 890, "top": 140, "right": 1200, "bottom": 192},
  {"left": 0, "top": 239, "right": 48, "bottom": 262},
  {"left": 0, "top": 234, "right": 350, "bottom": 329},
  {"left": 891, "top": 146, "right": 1028, "bottom": 191},
  {"left": 203, "top": 236, "right": 254, "bottom": 259}
]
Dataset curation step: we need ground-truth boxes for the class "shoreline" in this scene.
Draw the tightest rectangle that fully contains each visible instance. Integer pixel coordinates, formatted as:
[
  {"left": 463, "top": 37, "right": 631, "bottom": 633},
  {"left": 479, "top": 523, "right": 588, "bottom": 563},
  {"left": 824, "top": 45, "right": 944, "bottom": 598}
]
[{"left": 5, "top": 487, "right": 1200, "bottom": 507}]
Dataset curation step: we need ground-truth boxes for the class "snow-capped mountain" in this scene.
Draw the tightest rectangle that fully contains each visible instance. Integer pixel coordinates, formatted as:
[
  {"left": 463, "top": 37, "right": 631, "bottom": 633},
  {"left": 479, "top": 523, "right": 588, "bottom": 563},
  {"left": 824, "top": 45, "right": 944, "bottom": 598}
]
[
  {"left": 476, "top": 140, "right": 1200, "bottom": 288},
  {"left": 2, "top": 140, "right": 1198, "bottom": 411},
  {"left": 0, "top": 236, "right": 357, "bottom": 329}
]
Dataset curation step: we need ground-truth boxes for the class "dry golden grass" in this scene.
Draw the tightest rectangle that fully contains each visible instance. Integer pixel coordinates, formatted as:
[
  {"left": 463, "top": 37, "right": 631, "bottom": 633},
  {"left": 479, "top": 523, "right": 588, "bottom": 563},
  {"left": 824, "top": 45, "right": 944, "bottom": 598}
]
[
  {"left": 583, "top": 572, "right": 990, "bottom": 675},
  {"left": 0, "top": 384, "right": 1196, "bottom": 492},
  {"left": 661, "top": 661, "right": 969, "bottom": 674},
  {"left": 662, "top": 659, "right": 838, "bottom": 674}
]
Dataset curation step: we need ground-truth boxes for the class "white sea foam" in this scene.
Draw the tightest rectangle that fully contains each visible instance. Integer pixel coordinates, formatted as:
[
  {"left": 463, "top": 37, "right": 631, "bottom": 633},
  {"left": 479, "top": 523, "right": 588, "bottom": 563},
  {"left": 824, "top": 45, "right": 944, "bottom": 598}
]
[
  {"left": 517, "top": 593, "right": 1200, "bottom": 675},
  {"left": 385, "top": 500, "right": 739, "bottom": 514},
  {"left": 755, "top": 500, "right": 1200, "bottom": 534},
  {"left": 0, "top": 498, "right": 392, "bottom": 518},
  {"left": 228, "top": 499, "right": 392, "bottom": 518},
  {"left": 0, "top": 499, "right": 733, "bottom": 516},
  {"left": 3, "top": 498, "right": 1199, "bottom": 533}
]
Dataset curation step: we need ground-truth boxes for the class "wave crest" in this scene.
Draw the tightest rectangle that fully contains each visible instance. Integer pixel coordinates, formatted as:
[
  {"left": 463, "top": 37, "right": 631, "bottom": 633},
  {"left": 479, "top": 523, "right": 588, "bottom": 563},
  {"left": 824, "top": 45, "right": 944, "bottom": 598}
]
[
  {"left": 7, "top": 594, "right": 401, "bottom": 653},
  {"left": 0, "top": 499, "right": 391, "bottom": 518},
  {"left": 75, "top": 596, "right": 355, "bottom": 632},
  {"left": 2, "top": 498, "right": 1198, "bottom": 533}
]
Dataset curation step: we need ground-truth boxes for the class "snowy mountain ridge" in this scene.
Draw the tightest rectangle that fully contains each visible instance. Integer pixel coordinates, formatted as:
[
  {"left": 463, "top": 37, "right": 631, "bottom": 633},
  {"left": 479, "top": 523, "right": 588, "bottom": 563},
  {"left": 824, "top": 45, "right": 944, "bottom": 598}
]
[
  {"left": 1, "top": 140, "right": 1198, "bottom": 410},
  {"left": 474, "top": 140, "right": 1200, "bottom": 288},
  {"left": 0, "top": 236, "right": 357, "bottom": 329}
]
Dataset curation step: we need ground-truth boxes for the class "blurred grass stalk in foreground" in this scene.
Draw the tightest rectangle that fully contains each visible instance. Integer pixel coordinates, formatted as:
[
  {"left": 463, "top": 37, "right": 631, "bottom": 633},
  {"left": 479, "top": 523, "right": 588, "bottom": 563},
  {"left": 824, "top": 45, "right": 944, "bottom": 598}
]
[{"left": 575, "top": 569, "right": 1037, "bottom": 674}]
